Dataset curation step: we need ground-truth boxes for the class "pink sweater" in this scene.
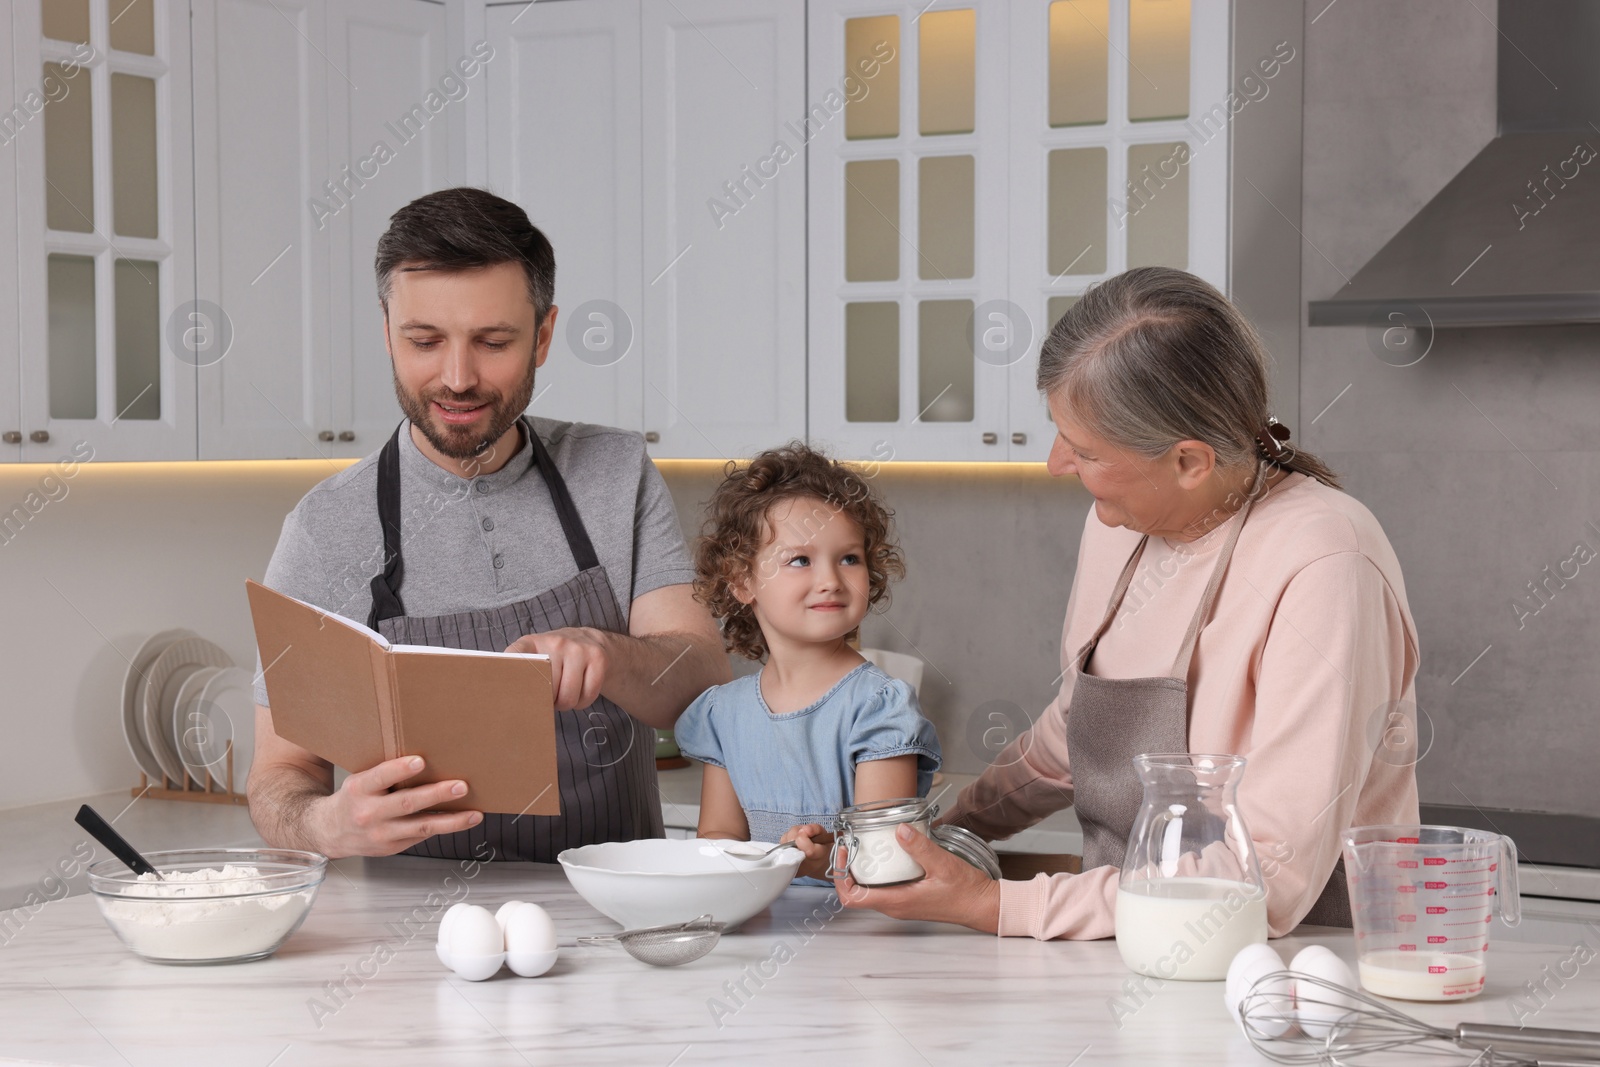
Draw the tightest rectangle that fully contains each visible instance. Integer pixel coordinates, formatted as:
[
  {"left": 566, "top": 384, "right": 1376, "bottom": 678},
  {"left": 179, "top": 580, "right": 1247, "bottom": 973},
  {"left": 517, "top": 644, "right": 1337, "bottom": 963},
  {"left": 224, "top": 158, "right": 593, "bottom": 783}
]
[{"left": 943, "top": 473, "right": 1421, "bottom": 940}]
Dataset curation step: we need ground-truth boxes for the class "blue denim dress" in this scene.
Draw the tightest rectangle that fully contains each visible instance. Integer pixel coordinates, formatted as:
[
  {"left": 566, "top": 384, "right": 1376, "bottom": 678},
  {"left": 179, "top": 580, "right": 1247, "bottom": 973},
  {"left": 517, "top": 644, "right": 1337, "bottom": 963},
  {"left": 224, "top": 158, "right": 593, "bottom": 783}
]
[{"left": 675, "top": 662, "right": 942, "bottom": 848}]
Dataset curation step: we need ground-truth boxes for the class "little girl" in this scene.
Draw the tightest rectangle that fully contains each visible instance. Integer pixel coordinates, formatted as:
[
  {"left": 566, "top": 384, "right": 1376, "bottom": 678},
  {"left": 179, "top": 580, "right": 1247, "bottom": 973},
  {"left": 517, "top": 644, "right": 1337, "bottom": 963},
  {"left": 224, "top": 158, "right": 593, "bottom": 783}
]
[{"left": 674, "top": 444, "right": 942, "bottom": 882}]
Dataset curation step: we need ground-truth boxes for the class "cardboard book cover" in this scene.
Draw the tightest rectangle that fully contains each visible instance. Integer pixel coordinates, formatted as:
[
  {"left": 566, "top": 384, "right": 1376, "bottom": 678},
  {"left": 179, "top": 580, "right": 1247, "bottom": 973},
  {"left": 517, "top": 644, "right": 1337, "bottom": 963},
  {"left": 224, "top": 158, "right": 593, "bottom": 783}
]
[{"left": 245, "top": 580, "right": 560, "bottom": 817}]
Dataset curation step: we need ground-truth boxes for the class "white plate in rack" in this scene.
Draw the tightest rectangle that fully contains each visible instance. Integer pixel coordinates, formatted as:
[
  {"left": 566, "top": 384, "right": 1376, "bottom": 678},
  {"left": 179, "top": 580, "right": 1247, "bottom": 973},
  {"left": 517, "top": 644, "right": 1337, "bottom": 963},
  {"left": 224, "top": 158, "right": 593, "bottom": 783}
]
[
  {"left": 192, "top": 667, "right": 256, "bottom": 789},
  {"left": 121, "top": 628, "right": 195, "bottom": 781},
  {"left": 140, "top": 637, "right": 234, "bottom": 787},
  {"left": 169, "top": 666, "right": 223, "bottom": 783}
]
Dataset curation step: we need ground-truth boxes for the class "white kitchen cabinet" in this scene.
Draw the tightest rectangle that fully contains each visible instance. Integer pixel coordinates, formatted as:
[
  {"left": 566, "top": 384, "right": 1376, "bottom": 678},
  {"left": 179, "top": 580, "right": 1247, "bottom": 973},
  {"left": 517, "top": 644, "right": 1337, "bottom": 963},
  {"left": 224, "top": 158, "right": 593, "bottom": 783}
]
[
  {"left": 326, "top": 0, "right": 453, "bottom": 454},
  {"left": 807, "top": 0, "right": 1012, "bottom": 463},
  {"left": 195, "top": 0, "right": 450, "bottom": 460},
  {"left": 809, "top": 0, "right": 1230, "bottom": 463},
  {"left": 484, "top": 0, "right": 805, "bottom": 458},
  {"left": 640, "top": 0, "right": 807, "bottom": 460},
  {"left": 12, "top": 0, "right": 196, "bottom": 462},
  {"left": 484, "top": 0, "right": 644, "bottom": 433},
  {"left": 193, "top": 0, "right": 329, "bottom": 460},
  {"left": 4, "top": 0, "right": 1237, "bottom": 466},
  {"left": 1003, "top": 0, "right": 1229, "bottom": 462}
]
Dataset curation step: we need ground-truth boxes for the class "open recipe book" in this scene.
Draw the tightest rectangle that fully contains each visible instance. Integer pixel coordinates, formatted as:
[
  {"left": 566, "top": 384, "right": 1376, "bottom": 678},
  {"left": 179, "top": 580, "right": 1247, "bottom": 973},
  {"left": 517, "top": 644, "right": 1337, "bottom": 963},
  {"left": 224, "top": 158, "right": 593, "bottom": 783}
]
[{"left": 244, "top": 580, "right": 560, "bottom": 817}]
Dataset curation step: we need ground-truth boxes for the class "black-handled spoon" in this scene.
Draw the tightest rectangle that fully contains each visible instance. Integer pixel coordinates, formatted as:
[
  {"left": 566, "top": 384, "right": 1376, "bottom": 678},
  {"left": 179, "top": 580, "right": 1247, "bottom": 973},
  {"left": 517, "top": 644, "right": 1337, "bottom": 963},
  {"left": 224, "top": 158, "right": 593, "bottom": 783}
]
[{"left": 74, "top": 804, "right": 161, "bottom": 879}]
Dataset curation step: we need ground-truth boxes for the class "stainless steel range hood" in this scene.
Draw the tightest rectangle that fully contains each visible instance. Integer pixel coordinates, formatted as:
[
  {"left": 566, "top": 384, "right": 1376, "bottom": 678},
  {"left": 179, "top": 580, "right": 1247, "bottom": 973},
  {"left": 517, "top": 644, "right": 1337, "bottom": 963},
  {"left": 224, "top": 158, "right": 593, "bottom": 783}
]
[{"left": 1308, "top": 0, "right": 1600, "bottom": 328}]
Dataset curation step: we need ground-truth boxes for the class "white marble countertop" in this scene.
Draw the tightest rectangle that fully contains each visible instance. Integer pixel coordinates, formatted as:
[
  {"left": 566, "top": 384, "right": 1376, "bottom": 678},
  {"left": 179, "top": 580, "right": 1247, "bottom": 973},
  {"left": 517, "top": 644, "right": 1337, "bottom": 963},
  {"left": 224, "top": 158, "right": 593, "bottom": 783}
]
[{"left": 4, "top": 853, "right": 1600, "bottom": 1067}]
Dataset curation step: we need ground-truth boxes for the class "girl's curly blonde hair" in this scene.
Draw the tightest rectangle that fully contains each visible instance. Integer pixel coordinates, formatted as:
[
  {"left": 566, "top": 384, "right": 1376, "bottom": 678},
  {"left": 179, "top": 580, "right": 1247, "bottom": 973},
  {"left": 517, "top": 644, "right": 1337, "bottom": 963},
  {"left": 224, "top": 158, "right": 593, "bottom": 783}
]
[{"left": 693, "top": 443, "right": 905, "bottom": 661}]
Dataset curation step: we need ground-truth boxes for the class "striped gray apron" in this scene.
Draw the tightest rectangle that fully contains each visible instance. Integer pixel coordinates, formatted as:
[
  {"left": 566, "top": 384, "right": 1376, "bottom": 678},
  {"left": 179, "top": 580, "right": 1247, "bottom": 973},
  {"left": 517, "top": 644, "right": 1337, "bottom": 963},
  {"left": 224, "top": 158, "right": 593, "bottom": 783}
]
[
  {"left": 366, "top": 417, "right": 664, "bottom": 861},
  {"left": 1066, "top": 465, "right": 1351, "bottom": 927}
]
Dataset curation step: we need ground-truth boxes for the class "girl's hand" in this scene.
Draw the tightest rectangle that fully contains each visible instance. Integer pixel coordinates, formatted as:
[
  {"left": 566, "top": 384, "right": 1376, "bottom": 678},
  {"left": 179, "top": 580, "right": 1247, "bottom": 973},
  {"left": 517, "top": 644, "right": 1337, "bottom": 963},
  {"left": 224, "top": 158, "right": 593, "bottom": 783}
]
[
  {"left": 780, "top": 823, "right": 834, "bottom": 881},
  {"left": 833, "top": 824, "right": 1002, "bottom": 933}
]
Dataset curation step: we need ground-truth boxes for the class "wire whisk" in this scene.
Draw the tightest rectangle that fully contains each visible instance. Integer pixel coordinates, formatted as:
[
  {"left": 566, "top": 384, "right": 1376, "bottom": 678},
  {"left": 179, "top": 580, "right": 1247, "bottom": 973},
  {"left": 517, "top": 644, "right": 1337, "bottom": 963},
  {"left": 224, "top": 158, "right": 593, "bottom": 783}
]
[{"left": 1238, "top": 970, "right": 1600, "bottom": 1066}]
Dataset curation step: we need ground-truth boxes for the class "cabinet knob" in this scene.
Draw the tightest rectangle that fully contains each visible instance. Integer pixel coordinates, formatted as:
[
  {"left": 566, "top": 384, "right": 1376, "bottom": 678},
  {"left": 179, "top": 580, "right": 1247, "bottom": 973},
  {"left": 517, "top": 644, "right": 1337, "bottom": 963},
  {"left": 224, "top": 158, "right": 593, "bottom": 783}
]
[
  {"left": 2, "top": 431, "right": 19, "bottom": 444},
  {"left": 317, "top": 431, "right": 335, "bottom": 442},
  {"left": 644, "top": 431, "right": 660, "bottom": 444},
  {"left": 338, "top": 431, "right": 355, "bottom": 442},
  {"left": 1011, "top": 432, "right": 1027, "bottom": 446},
  {"left": 29, "top": 430, "right": 49, "bottom": 444},
  {"left": 981, "top": 432, "right": 998, "bottom": 445}
]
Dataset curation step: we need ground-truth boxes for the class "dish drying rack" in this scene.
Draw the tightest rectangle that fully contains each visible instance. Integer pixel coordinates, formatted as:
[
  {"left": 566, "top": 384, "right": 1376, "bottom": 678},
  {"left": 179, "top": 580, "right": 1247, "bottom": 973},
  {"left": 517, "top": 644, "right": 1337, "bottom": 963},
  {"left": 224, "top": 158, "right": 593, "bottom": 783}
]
[{"left": 133, "top": 741, "right": 247, "bottom": 806}]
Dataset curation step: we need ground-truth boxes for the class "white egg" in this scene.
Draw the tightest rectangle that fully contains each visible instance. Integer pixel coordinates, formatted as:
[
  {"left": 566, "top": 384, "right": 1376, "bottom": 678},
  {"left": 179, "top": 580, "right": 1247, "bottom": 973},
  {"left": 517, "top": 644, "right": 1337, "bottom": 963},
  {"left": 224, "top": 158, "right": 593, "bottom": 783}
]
[
  {"left": 437, "top": 902, "right": 472, "bottom": 966},
  {"left": 505, "top": 903, "right": 559, "bottom": 978},
  {"left": 1225, "top": 943, "right": 1295, "bottom": 1039},
  {"left": 445, "top": 905, "right": 506, "bottom": 981},
  {"left": 495, "top": 900, "right": 529, "bottom": 936},
  {"left": 450, "top": 905, "right": 505, "bottom": 955},
  {"left": 1291, "top": 945, "right": 1358, "bottom": 1039}
]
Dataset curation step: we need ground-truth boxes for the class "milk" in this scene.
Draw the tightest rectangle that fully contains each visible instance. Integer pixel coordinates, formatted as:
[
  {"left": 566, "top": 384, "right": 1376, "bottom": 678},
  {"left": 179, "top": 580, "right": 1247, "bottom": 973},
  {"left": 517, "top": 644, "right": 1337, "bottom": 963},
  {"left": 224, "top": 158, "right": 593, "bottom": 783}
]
[
  {"left": 1358, "top": 950, "right": 1486, "bottom": 1000},
  {"left": 1115, "top": 877, "right": 1267, "bottom": 981}
]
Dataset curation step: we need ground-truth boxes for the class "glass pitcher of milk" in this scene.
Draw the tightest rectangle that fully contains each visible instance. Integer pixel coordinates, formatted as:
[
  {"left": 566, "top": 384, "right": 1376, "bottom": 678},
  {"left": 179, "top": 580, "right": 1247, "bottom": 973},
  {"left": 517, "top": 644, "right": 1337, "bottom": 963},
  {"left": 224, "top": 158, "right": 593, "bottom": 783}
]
[{"left": 1114, "top": 753, "right": 1268, "bottom": 981}]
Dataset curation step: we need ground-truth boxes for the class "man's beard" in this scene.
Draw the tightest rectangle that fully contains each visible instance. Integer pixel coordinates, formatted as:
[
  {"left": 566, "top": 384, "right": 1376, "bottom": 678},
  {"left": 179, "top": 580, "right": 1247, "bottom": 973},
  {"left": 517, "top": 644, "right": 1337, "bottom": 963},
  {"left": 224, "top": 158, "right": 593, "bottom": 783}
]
[{"left": 393, "top": 357, "right": 538, "bottom": 461}]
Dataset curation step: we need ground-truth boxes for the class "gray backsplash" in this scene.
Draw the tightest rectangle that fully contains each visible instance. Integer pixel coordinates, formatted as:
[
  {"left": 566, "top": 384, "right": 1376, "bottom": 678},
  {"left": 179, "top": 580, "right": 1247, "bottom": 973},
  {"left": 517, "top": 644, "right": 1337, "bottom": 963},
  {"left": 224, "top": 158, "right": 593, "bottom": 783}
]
[{"left": 1301, "top": 1, "right": 1599, "bottom": 816}]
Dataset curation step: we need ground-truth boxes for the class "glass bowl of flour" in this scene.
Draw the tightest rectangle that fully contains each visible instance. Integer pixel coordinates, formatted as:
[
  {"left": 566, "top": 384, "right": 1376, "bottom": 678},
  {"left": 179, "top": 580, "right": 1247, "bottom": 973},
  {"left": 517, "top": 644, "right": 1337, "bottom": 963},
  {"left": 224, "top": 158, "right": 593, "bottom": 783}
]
[{"left": 88, "top": 848, "right": 326, "bottom": 964}]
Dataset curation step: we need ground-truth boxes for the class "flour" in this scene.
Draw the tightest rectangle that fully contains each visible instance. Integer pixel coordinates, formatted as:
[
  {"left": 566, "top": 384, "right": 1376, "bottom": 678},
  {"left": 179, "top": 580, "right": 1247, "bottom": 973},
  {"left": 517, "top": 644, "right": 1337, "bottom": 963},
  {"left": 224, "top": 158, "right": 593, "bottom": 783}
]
[{"left": 97, "top": 865, "right": 315, "bottom": 961}]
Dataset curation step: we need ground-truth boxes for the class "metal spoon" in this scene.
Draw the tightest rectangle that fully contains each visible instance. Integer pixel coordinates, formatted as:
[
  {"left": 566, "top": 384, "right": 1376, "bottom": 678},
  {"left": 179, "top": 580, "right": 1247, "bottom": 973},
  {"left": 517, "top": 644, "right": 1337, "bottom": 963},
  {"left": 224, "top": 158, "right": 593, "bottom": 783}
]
[
  {"left": 74, "top": 804, "right": 161, "bottom": 878},
  {"left": 707, "top": 840, "right": 802, "bottom": 862},
  {"left": 576, "top": 915, "right": 725, "bottom": 967}
]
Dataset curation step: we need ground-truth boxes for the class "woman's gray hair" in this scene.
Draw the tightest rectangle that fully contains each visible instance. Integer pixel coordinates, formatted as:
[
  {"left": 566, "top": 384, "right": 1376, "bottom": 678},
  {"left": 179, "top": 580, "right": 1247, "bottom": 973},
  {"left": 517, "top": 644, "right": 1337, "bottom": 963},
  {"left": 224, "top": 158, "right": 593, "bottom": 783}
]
[{"left": 1036, "top": 267, "right": 1340, "bottom": 489}]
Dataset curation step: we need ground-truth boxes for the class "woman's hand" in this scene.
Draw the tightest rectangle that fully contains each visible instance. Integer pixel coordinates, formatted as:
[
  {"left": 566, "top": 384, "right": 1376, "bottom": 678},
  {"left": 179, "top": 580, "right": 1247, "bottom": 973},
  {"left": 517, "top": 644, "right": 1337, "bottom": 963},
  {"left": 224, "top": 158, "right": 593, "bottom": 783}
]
[
  {"left": 833, "top": 824, "right": 1003, "bottom": 933},
  {"left": 780, "top": 823, "right": 834, "bottom": 881}
]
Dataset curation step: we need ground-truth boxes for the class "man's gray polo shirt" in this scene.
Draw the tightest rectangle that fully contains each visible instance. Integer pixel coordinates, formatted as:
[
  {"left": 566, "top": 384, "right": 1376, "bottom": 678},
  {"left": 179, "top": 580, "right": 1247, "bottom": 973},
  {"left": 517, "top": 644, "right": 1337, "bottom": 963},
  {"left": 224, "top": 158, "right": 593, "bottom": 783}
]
[{"left": 255, "top": 417, "right": 695, "bottom": 706}]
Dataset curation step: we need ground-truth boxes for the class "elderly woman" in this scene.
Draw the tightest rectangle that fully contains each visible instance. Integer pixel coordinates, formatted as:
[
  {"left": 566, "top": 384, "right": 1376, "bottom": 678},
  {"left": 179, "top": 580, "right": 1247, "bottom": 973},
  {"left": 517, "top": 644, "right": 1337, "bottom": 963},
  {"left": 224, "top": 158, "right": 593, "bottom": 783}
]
[{"left": 838, "top": 267, "right": 1420, "bottom": 939}]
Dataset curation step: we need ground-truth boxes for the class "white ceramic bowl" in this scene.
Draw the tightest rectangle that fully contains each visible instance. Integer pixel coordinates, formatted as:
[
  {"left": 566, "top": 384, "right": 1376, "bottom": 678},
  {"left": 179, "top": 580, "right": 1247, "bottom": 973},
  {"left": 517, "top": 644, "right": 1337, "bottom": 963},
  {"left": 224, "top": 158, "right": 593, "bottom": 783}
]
[{"left": 558, "top": 838, "right": 803, "bottom": 931}]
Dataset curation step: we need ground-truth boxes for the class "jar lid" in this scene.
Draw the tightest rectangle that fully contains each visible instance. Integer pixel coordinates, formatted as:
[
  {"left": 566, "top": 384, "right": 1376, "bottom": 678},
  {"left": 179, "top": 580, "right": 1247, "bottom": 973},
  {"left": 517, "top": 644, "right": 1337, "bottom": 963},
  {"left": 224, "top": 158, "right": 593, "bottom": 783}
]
[
  {"left": 932, "top": 825, "right": 1001, "bottom": 879},
  {"left": 836, "top": 796, "right": 932, "bottom": 831}
]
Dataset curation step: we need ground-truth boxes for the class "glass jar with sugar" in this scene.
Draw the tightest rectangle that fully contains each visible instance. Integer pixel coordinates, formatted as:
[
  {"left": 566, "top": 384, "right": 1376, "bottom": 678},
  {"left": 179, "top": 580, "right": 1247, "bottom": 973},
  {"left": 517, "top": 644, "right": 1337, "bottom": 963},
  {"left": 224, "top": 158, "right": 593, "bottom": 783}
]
[{"left": 828, "top": 797, "right": 935, "bottom": 886}]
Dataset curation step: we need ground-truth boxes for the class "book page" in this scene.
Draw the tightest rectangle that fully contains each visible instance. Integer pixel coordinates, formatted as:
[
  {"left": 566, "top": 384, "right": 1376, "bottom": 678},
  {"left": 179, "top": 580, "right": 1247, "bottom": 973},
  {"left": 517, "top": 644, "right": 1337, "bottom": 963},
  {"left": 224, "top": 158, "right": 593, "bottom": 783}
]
[
  {"left": 255, "top": 585, "right": 391, "bottom": 650},
  {"left": 305, "top": 599, "right": 390, "bottom": 650},
  {"left": 388, "top": 645, "right": 549, "bottom": 661}
]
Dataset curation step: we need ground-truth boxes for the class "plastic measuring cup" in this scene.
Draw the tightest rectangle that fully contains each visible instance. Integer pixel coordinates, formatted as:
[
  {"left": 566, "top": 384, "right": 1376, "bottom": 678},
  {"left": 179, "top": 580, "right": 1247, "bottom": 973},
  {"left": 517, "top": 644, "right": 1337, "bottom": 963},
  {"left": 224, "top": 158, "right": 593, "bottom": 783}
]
[{"left": 1341, "top": 824, "right": 1520, "bottom": 1001}]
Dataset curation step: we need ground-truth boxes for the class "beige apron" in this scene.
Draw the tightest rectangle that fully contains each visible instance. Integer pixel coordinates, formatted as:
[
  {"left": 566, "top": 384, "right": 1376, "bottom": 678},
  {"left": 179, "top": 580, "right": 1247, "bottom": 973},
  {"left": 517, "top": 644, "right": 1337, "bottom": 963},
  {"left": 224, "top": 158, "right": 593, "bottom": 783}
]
[{"left": 1064, "top": 466, "right": 1351, "bottom": 927}]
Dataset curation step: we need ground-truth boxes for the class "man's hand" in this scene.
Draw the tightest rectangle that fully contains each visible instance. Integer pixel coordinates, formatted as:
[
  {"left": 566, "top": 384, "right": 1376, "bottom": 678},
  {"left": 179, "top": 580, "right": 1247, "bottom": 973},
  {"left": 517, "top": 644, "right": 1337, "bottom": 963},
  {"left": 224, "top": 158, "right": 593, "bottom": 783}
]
[
  {"left": 313, "top": 755, "right": 483, "bottom": 858},
  {"left": 833, "top": 824, "right": 1002, "bottom": 933},
  {"left": 506, "top": 627, "right": 610, "bottom": 711}
]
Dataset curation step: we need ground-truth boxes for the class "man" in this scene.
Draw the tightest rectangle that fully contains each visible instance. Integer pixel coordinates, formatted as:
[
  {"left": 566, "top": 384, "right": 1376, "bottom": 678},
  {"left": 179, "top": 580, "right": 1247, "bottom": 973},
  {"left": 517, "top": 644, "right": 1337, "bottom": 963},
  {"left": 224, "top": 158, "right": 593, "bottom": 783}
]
[{"left": 247, "top": 188, "right": 729, "bottom": 861}]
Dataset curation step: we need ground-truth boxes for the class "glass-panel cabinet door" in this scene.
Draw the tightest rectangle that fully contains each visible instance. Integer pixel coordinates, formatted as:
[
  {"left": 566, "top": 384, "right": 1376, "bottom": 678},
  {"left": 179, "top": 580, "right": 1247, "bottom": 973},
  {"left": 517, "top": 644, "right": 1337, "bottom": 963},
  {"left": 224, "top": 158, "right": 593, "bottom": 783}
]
[
  {"left": 1006, "top": 0, "right": 1227, "bottom": 462},
  {"left": 16, "top": 0, "right": 196, "bottom": 461},
  {"left": 808, "top": 0, "right": 1010, "bottom": 462}
]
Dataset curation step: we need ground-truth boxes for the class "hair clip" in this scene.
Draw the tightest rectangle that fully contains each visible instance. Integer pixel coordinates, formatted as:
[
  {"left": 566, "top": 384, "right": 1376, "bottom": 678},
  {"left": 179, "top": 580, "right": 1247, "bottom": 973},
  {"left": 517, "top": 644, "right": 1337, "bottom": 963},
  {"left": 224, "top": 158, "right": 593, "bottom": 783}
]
[{"left": 1256, "top": 416, "right": 1292, "bottom": 459}]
